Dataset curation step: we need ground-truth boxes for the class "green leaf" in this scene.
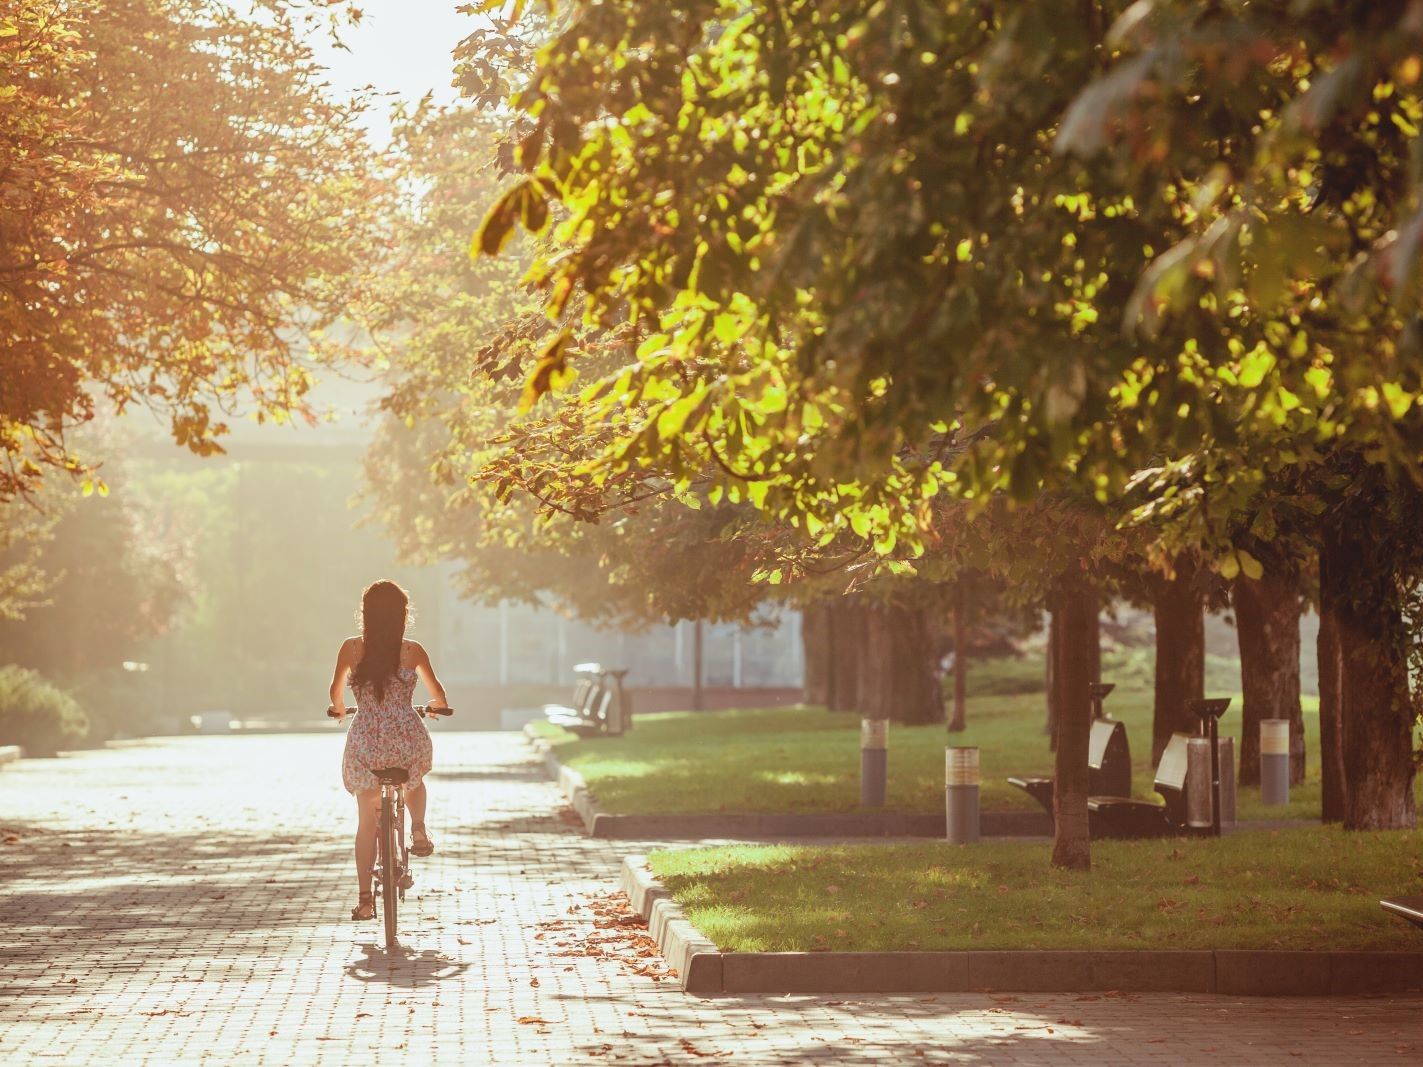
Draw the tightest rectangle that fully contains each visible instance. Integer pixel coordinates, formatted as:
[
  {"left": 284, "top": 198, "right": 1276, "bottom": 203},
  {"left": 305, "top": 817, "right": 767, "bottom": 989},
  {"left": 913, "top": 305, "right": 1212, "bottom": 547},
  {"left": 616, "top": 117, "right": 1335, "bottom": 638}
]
[
  {"left": 474, "top": 187, "right": 520, "bottom": 258},
  {"left": 1237, "top": 550, "right": 1264, "bottom": 581},
  {"left": 519, "top": 328, "right": 573, "bottom": 411}
]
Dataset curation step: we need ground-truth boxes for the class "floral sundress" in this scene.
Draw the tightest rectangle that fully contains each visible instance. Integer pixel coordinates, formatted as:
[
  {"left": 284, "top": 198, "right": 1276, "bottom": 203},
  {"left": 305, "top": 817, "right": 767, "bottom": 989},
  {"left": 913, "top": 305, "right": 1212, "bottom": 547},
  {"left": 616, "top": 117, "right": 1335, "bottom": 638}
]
[{"left": 341, "top": 666, "right": 433, "bottom": 795}]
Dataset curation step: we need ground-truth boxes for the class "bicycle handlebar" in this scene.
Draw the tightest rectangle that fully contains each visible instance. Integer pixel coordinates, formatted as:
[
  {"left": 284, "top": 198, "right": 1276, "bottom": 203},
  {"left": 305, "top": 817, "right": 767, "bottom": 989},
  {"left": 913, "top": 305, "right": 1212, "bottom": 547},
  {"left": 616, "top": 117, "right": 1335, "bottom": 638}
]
[{"left": 327, "top": 705, "right": 454, "bottom": 719}]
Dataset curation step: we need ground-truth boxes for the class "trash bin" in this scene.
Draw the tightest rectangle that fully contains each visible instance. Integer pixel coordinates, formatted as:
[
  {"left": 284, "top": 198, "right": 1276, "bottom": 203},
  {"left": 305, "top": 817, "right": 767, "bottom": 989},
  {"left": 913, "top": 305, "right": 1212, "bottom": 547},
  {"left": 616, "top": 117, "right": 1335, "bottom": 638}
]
[{"left": 1185, "top": 736, "right": 1236, "bottom": 829}]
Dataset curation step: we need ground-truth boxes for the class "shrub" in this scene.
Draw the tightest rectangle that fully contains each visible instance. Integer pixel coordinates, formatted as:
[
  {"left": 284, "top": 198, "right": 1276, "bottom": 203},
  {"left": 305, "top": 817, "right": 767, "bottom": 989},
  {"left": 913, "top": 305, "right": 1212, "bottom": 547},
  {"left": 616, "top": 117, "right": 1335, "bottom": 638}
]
[
  {"left": 69, "top": 666, "right": 167, "bottom": 744},
  {"left": 0, "top": 664, "right": 89, "bottom": 756},
  {"left": 958, "top": 654, "right": 1047, "bottom": 697}
]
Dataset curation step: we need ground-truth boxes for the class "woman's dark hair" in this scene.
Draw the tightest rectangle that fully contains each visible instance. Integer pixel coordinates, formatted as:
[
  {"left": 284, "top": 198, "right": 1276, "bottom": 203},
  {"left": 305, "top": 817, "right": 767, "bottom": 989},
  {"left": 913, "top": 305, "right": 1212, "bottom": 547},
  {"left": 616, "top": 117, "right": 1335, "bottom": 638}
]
[{"left": 350, "top": 579, "right": 409, "bottom": 702}]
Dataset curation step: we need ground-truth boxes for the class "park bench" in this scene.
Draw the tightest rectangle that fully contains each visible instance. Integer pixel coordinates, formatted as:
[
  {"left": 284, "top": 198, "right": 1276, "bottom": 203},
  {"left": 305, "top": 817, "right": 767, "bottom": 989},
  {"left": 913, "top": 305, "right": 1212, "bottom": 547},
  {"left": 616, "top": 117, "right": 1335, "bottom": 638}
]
[
  {"left": 1380, "top": 896, "right": 1423, "bottom": 930},
  {"left": 1010, "top": 731, "right": 1198, "bottom": 839},
  {"left": 543, "top": 662, "right": 632, "bottom": 738},
  {"left": 1084, "top": 732, "right": 1192, "bottom": 839},
  {"left": 1008, "top": 716, "right": 1134, "bottom": 816}
]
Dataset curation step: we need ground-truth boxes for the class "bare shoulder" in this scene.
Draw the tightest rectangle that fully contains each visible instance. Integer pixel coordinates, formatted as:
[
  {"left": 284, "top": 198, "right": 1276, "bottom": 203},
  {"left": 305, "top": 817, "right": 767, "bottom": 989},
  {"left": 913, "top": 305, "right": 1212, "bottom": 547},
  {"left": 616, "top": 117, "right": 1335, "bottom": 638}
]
[
  {"left": 340, "top": 636, "right": 363, "bottom": 663},
  {"left": 401, "top": 639, "right": 430, "bottom": 667}
]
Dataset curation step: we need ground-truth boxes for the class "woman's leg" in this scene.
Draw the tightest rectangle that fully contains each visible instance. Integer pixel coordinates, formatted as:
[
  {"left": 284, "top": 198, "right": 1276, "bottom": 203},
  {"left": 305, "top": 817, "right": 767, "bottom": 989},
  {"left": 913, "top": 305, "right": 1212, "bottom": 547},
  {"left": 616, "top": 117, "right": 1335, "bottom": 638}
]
[
  {"left": 354, "top": 789, "right": 379, "bottom": 899},
  {"left": 406, "top": 781, "right": 433, "bottom": 852},
  {"left": 406, "top": 781, "right": 427, "bottom": 830}
]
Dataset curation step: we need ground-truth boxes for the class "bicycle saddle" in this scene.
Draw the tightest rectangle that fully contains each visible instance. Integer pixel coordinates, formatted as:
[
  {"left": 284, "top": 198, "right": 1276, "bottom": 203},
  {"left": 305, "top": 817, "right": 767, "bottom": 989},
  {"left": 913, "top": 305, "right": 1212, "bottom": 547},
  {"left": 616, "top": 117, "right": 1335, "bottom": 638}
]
[{"left": 374, "top": 768, "right": 410, "bottom": 785}]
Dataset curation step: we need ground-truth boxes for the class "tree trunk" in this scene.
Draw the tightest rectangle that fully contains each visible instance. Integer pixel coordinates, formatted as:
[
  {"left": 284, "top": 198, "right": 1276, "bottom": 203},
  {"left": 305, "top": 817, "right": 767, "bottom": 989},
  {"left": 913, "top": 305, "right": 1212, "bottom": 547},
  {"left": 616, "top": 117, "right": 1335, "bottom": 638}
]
[
  {"left": 1051, "top": 573, "right": 1096, "bottom": 871},
  {"left": 801, "top": 601, "right": 831, "bottom": 706},
  {"left": 859, "top": 600, "right": 943, "bottom": 725},
  {"left": 1234, "top": 570, "right": 1305, "bottom": 786},
  {"left": 1152, "top": 558, "right": 1205, "bottom": 765},
  {"left": 1320, "top": 521, "right": 1417, "bottom": 830},
  {"left": 1044, "top": 608, "right": 1059, "bottom": 747},
  {"left": 1088, "top": 604, "right": 1102, "bottom": 686},
  {"left": 1317, "top": 599, "right": 1347, "bottom": 823},
  {"left": 827, "top": 600, "right": 864, "bottom": 712},
  {"left": 692, "top": 619, "right": 704, "bottom": 711},
  {"left": 948, "top": 584, "right": 967, "bottom": 732}
]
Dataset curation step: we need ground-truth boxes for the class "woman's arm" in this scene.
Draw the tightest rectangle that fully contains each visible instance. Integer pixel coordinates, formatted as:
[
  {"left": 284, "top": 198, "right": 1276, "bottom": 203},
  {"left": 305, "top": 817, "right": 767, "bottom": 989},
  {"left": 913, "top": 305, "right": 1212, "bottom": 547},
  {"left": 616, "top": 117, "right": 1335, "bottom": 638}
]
[
  {"left": 328, "top": 638, "right": 356, "bottom": 718},
  {"left": 411, "top": 642, "right": 449, "bottom": 709}
]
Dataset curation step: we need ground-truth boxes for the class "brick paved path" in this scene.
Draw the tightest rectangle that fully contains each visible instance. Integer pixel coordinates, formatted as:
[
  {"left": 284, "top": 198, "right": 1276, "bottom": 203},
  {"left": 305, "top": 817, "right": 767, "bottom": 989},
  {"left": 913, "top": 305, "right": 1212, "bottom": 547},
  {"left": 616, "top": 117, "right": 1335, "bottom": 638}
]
[{"left": 1, "top": 732, "right": 1419, "bottom": 1065}]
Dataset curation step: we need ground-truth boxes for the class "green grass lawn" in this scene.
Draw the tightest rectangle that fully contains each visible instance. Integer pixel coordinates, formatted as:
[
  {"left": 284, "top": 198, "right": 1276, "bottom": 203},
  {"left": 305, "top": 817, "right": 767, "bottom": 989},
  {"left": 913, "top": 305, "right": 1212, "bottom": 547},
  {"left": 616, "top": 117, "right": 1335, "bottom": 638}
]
[
  {"left": 532, "top": 686, "right": 1416, "bottom": 820},
  {"left": 648, "top": 827, "right": 1423, "bottom": 951}
]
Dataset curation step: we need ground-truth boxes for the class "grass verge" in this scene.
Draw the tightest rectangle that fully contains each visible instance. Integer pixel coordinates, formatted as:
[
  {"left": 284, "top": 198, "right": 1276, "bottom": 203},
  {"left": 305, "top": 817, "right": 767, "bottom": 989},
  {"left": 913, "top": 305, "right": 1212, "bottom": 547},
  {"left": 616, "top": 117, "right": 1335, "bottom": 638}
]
[
  {"left": 530, "top": 689, "right": 1388, "bottom": 820},
  {"left": 648, "top": 828, "right": 1423, "bottom": 952}
]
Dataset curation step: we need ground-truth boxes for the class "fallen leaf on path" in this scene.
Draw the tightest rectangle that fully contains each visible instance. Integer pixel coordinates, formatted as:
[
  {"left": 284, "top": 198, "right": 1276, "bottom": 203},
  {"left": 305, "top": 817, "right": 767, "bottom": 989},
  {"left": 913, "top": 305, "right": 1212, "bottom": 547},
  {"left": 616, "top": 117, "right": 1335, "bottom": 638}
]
[{"left": 518, "top": 1017, "right": 551, "bottom": 1026}]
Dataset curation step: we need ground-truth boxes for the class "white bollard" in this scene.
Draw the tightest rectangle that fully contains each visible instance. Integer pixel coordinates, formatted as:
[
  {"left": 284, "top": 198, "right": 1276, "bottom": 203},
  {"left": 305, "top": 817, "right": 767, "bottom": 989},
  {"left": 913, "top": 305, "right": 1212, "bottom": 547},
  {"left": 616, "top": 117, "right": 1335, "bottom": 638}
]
[
  {"left": 860, "top": 718, "right": 888, "bottom": 807},
  {"left": 945, "top": 746, "right": 981, "bottom": 843},
  {"left": 1260, "top": 719, "right": 1290, "bottom": 806}
]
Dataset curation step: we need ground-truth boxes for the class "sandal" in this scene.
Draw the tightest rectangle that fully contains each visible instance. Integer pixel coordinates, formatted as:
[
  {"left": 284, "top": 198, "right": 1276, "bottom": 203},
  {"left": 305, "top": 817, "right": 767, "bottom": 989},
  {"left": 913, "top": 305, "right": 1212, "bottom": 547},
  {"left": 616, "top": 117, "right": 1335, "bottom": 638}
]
[
  {"left": 410, "top": 823, "right": 435, "bottom": 858},
  {"left": 351, "top": 893, "right": 374, "bottom": 921}
]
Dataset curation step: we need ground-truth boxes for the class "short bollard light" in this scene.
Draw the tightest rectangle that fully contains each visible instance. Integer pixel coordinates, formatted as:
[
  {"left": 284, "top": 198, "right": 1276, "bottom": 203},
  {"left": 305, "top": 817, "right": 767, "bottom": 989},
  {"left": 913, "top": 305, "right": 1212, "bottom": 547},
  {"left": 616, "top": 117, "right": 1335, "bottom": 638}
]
[
  {"left": 945, "top": 746, "right": 981, "bottom": 844},
  {"left": 1260, "top": 719, "right": 1290, "bottom": 806},
  {"left": 860, "top": 718, "right": 888, "bottom": 807}
]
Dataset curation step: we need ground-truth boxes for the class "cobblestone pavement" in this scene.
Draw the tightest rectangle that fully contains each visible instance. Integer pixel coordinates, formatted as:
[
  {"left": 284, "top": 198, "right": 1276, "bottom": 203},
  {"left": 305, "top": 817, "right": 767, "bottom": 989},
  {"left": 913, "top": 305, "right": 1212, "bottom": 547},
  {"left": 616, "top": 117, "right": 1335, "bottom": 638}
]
[{"left": 1, "top": 732, "right": 1419, "bottom": 1065}]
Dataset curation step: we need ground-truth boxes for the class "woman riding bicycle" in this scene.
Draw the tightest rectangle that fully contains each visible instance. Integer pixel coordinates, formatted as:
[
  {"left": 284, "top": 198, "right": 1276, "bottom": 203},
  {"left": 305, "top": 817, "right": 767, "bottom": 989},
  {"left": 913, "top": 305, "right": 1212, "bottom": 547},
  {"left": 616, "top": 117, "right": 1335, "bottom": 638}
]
[{"left": 328, "top": 579, "right": 449, "bottom": 922}]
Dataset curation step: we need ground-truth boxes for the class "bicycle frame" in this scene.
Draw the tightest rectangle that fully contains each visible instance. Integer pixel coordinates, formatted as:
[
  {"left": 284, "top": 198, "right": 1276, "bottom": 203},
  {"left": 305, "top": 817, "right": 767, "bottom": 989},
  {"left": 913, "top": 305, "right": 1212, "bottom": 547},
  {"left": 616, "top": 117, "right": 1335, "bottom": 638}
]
[
  {"left": 374, "top": 783, "right": 412, "bottom": 896},
  {"left": 373, "top": 781, "right": 409, "bottom": 949}
]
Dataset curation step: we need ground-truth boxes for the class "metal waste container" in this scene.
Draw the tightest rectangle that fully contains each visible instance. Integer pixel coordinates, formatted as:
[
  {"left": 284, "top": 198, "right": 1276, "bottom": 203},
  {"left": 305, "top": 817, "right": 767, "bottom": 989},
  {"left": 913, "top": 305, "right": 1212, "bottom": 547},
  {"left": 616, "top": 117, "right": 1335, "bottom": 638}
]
[{"left": 1185, "top": 736, "right": 1236, "bottom": 829}]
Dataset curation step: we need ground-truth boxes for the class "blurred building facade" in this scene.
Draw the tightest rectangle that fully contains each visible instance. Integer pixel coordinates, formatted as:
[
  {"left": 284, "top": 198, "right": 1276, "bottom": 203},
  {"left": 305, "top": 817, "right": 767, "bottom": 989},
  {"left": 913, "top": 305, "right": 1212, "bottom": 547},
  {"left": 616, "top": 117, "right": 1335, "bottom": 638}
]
[{"left": 433, "top": 590, "right": 803, "bottom": 690}]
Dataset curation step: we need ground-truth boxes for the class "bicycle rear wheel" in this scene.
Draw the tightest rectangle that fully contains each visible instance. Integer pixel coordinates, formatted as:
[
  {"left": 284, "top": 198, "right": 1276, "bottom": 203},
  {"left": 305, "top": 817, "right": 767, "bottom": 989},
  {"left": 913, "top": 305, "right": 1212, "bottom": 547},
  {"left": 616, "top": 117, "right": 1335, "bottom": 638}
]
[{"left": 380, "top": 795, "right": 398, "bottom": 949}]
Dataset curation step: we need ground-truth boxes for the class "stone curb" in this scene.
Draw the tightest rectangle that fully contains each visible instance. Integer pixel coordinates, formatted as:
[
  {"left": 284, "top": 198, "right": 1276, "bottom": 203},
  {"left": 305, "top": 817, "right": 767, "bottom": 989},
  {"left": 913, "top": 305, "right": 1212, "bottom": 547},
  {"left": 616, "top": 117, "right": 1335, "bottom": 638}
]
[
  {"left": 0, "top": 745, "right": 22, "bottom": 767},
  {"left": 618, "top": 855, "right": 1423, "bottom": 997},
  {"left": 619, "top": 855, "right": 722, "bottom": 993},
  {"left": 523, "top": 725, "right": 1052, "bottom": 839},
  {"left": 524, "top": 729, "right": 603, "bottom": 833}
]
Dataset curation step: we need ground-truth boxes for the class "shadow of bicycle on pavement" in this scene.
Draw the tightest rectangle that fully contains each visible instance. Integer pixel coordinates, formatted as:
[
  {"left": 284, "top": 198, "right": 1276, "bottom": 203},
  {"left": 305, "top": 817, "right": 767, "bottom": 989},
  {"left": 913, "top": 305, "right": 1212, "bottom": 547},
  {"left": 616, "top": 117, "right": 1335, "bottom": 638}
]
[{"left": 343, "top": 942, "right": 470, "bottom": 990}]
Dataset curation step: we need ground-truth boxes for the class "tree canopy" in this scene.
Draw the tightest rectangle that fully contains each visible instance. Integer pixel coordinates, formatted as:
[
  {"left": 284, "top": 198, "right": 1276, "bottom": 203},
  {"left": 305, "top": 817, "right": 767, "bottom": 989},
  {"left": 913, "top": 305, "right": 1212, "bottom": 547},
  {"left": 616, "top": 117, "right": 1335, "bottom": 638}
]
[
  {"left": 449, "top": 0, "right": 1423, "bottom": 847},
  {"left": 0, "top": 0, "right": 386, "bottom": 500}
]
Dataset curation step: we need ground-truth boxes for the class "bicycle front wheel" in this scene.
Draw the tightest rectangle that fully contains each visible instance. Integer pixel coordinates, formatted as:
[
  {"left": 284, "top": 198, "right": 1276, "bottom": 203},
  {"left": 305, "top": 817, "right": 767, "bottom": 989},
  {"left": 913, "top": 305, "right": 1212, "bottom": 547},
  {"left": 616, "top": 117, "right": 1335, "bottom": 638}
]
[{"left": 380, "top": 795, "right": 398, "bottom": 949}]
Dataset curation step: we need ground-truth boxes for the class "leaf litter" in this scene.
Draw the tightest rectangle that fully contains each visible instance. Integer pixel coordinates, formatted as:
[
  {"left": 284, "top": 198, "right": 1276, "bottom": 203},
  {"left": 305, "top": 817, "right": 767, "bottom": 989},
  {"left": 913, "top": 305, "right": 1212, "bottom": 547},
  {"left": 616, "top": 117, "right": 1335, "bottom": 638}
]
[{"left": 538, "top": 890, "right": 677, "bottom": 982}]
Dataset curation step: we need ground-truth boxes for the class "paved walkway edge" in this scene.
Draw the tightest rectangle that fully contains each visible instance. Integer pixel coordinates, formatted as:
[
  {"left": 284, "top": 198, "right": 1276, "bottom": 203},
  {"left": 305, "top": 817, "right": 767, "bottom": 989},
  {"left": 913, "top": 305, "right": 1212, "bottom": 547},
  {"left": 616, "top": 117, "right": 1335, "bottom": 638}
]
[
  {"left": 618, "top": 855, "right": 1423, "bottom": 997},
  {"left": 523, "top": 726, "right": 1052, "bottom": 839},
  {"left": 0, "top": 746, "right": 20, "bottom": 767}
]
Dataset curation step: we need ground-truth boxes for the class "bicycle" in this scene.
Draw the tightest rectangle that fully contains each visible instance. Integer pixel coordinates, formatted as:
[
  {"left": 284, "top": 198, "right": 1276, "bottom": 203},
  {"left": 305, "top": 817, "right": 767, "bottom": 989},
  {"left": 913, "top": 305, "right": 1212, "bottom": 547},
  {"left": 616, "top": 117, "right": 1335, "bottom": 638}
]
[{"left": 328, "top": 702, "right": 454, "bottom": 949}]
